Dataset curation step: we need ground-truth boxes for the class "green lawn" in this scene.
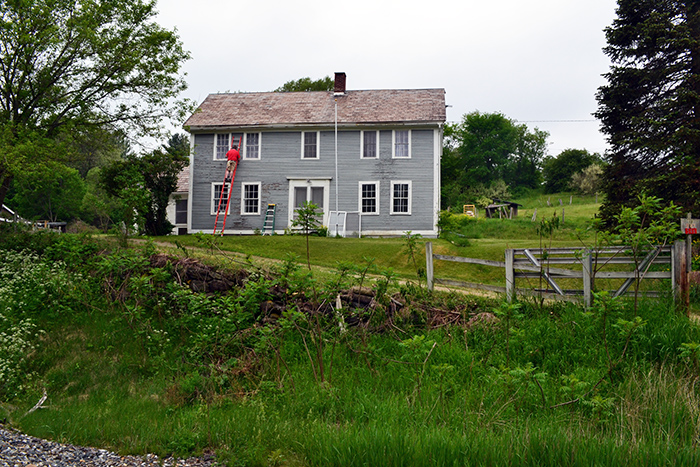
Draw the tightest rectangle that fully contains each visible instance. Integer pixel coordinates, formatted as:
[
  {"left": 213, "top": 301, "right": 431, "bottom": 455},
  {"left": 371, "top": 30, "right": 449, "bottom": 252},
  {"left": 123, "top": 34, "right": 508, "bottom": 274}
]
[{"left": 154, "top": 191, "right": 602, "bottom": 289}]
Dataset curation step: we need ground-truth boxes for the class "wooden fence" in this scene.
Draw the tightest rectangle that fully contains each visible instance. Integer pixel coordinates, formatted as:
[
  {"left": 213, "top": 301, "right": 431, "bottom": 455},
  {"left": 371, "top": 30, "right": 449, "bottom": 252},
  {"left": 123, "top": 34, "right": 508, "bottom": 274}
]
[{"left": 425, "top": 241, "right": 692, "bottom": 307}]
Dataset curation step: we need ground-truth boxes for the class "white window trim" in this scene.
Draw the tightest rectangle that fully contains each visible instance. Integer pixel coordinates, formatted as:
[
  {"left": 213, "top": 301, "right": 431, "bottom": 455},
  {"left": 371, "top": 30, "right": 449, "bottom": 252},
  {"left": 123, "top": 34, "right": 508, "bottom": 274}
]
[
  {"left": 214, "top": 133, "right": 230, "bottom": 161},
  {"left": 301, "top": 131, "right": 320, "bottom": 159},
  {"left": 360, "top": 130, "right": 378, "bottom": 159},
  {"left": 210, "top": 182, "right": 231, "bottom": 215},
  {"left": 243, "top": 133, "right": 261, "bottom": 160},
  {"left": 392, "top": 129, "right": 412, "bottom": 159},
  {"left": 241, "top": 182, "right": 261, "bottom": 215},
  {"left": 390, "top": 180, "right": 412, "bottom": 215},
  {"left": 358, "top": 181, "right": 380, "bottom": 215}
]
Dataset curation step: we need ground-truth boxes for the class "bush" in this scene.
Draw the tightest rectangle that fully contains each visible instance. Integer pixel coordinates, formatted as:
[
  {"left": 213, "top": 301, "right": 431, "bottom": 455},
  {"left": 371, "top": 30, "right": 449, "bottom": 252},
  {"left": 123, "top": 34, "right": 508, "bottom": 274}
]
[{"left": 570, "top": 164, "right": 603, "bottom": 195}]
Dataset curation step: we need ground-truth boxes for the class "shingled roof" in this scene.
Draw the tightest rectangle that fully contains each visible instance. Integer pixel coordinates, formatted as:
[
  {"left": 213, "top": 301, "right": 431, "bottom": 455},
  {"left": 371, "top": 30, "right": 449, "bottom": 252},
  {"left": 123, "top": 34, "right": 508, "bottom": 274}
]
[{"left": 184, "top": 89, "right": 446, "bottom": 130}]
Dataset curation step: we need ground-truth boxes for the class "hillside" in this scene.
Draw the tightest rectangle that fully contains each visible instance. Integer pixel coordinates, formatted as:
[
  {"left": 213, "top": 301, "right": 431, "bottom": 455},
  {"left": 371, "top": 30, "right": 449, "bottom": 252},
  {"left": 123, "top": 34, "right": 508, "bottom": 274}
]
[{"left": 2, "top": 194, "right": 700, "bottom": 466}]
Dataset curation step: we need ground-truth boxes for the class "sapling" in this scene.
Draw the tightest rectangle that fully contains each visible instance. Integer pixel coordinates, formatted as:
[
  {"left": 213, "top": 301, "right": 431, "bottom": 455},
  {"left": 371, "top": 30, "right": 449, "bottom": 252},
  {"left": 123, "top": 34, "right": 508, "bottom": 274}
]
[
  {"left": 679, "top": 342, "right": 700, "bottom": 377},
  {"left": 493, "top": 301, "right": 523, "bottom": 367},
  {"left": 533, "top": 213, "right": 560, "bottom": 308},
  {"left": 610, "top": 194, "right": 681, "bottom": 312},
  {"left": 399, "top": 334, "right": 437, "bottom": 405},
  {"left": 291, "top": 201, "right": 322, "bottom": 270},
  {"left": 402, "top": 231, "right": 425, "bottom": 285}
]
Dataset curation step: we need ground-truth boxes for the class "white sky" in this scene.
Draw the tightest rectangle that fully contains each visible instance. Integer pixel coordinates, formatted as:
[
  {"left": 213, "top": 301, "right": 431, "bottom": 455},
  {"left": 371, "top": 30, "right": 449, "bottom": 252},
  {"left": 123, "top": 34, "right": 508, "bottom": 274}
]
[{"left": 155, "top": 0, "right": 618, "bottom": 157}]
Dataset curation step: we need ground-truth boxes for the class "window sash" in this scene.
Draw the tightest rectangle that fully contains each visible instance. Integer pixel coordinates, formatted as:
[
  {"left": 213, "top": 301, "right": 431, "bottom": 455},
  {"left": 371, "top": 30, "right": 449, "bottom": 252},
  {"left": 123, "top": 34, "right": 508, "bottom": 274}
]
[
  {"left": 212, "top": 184, "right": 230, "bottom": 214},
  {"left": 362, "top": 131, "right": 377, "bottom": 158},
  {"left": 242, "top": 183, "right": 260, "bottom": 214},
  {"left": 394, "top": 130, "right": 410, "bottom": 158},
  {"left": 303, "top": 132, "right": 318, "bottom": 158},
  {"left": 215, "top": 134, "right": 229, "bottom": 160},
  {"left": 175, "top": 199, "right": 187, "bottom": 224},
  {"left": 392, "top": 182, "right": 410, "bottom": 214},
  {"left": 245, "top": 133, "right": 260, "bottom": 159},
  {"left": 360, "top": 182, "right": 378, "bottom": 214}
]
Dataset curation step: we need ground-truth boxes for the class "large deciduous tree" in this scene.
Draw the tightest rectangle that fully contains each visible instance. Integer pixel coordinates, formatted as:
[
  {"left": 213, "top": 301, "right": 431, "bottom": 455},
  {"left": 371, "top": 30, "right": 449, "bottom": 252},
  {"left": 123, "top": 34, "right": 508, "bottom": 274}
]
[
  {"left": 441, "top": 111, "right": 548, "bottom": 210},
  {"left": 0, "top": 0, "right": 190, "bottom": 210},
  {"left": 595, "top": 0, "right": 700, "bottom": 222}
]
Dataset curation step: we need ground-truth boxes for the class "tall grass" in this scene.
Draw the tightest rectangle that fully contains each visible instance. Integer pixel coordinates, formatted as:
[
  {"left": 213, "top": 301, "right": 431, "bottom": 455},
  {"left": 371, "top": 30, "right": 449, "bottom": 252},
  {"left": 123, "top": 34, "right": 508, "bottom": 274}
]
[{"left": 3, "top": 225, "right": 700, "bottom": 466}]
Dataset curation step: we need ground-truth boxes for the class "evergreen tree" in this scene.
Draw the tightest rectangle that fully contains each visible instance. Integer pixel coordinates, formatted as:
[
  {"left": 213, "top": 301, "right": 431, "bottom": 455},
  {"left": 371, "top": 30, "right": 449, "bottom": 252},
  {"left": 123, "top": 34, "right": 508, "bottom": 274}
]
[{"left": 596, "top": 0, "right": 700, "bottom": 222}]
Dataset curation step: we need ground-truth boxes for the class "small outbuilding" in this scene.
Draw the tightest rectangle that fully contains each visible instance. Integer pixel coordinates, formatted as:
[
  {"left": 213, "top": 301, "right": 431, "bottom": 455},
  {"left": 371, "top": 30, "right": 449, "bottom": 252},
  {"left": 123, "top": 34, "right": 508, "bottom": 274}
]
[{"left": 485, "top": 199, "right": 522, "bottom": 219}]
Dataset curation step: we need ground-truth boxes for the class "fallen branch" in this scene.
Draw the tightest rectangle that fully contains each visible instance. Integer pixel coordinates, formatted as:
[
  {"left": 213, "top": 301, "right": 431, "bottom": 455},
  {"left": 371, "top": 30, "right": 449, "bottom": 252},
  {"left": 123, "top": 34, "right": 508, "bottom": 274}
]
[{"left": 23, "top": 389, "right": 47, "bottom": 418}]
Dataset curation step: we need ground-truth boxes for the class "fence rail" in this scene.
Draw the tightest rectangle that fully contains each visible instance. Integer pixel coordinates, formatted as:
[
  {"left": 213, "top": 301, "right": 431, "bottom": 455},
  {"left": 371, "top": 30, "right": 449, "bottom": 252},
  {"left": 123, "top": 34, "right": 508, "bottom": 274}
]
[{"left": 426, "top": 241, "right": 690, "bottom": 307}]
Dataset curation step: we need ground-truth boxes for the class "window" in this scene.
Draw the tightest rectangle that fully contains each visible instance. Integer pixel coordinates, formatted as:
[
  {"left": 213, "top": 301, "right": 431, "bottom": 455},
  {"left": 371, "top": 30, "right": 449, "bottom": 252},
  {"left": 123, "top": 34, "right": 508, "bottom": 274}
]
[
  {"left": 393, "top": 130, "right": 411, "bottom": 158},
  {"left": 215, "top": 133, "right": 243, "bottom": 160},
  {"left": 359, "top": 182, "right": 379, "bottom": 214},
  {"left": 391, "top": 181, "right": 412, "bottom": 214},
  {"left": 242, "top": 183, "right": 261, "bottom": 215},
  {"left": 215, "top": 134, "right": 230, "bottom": 160},
  {"left": 302, "top": 131, "right": 319, "bottom": 159},
  {"left": 361, "top": 131, "right": 377, "bottom": 158},
  {"left": 245, "top": 133, "right": 260, "bottom": 159},
  {"left": 175, "top": 199, "right": 187, "bottom": 224},
  {"left": 211, "top": 183, "right": 230, "bottom": 214}
]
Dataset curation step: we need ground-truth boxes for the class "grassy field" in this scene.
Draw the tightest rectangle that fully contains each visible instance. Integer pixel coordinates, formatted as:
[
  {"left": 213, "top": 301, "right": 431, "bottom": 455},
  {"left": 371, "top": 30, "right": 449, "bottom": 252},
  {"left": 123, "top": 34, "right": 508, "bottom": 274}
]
[
  {"left": 155, "top": 192, "right": 603, "bottom": 286},
  {"left": 157, "top": 191, "right": 666, "bottom": 297},
  {"left": 2, "top": 192, "right": 700, "bottom": 466}
]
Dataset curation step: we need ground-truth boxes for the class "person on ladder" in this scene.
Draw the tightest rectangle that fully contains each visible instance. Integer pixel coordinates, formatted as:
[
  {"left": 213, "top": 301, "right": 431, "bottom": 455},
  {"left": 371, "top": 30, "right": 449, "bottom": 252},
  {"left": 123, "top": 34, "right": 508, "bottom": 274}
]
[{"left": 225, "top": 143, "right": 240, "bottom": 182}]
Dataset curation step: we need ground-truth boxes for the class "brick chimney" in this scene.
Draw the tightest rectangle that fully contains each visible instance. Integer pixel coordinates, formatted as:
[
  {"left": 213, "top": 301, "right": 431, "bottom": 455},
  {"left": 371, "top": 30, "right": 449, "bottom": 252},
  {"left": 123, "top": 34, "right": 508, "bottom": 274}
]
[{"left": 334, "top": 72, "right": 346, "bottom": 94}]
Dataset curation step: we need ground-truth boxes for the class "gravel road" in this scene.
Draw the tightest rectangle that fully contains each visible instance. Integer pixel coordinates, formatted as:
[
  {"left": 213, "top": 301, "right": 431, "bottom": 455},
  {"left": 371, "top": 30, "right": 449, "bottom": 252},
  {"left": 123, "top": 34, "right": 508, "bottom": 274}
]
[{"left": 0, "top": 427, "right": 217, "bottom": 466}]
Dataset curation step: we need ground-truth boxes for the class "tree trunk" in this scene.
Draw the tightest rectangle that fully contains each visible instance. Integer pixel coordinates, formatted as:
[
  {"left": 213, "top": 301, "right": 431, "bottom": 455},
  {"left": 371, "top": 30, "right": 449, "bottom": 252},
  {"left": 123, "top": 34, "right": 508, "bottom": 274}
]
[{"left": 0, "top": 170, "right": 13, "bottom": 211}]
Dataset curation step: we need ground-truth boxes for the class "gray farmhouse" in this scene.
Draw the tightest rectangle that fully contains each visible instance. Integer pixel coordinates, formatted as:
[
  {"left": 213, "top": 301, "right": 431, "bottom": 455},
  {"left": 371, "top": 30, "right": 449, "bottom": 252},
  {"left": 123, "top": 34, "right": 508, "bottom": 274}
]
[{"left": 181, "top": 73, "right": 445, "bottom": 237}]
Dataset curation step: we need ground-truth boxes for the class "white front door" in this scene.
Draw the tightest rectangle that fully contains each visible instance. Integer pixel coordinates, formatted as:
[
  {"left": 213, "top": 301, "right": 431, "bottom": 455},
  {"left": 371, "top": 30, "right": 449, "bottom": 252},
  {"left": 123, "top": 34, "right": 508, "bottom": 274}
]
[{"left": 288, "top": 179, "right": 330, "bottom": 228}]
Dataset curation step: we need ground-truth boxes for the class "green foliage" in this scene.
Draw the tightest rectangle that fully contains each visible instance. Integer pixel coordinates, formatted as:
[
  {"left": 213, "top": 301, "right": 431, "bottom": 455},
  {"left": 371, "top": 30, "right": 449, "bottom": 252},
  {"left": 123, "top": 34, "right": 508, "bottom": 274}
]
[
  {"left": 570, "top": 164, "right": 604, "bottom": 195},
  {"left": 7, "top": 161, "right": 86, "bottom": 222},
  {"left": 596, "top": 0, "right": 700, "bottom": 222},
  {"left": 542, "top": 149, "right": 600, "bottom": 194},
  {"left": 607, "top": 195, "right": 682, "bottom": 311},
  {"left": 101, "top": 143, "right": 188, "bottom": 237},
  {"left": 0, "top": 0, "right": 191, "bottom": 210},
  {"left": 291, "top": 201, "right": 322, "bottom": 270},
  {"left": 441, "top": 111, "right": 548, "bottom": 210},
  {"left": 80, "top": 167, "right": 123, "bottom": 231},
  {"left": 402, "top": 231, "right": 425, "bottom": 284},
  {"left": 5, "top": 230, "right": 700, "bottom": 465},
  {"left": 274, "top": 76, "right": 334, "bottom": 92}
]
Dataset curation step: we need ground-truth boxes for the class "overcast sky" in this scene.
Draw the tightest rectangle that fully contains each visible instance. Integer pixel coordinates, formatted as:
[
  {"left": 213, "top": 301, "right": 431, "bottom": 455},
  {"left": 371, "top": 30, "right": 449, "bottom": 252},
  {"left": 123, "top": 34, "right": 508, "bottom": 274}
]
[{"left": 156, "top": 0, "right": 618, "bottom": 157}]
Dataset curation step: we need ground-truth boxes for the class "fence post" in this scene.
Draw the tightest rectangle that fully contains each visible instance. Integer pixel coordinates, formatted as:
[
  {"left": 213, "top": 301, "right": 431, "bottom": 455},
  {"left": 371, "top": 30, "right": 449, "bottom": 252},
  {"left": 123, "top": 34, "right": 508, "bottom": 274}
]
[
  {"left": 426, "top": 241, "right": 434, "bottom": 291},
  {"left": 582, "top": 249, "right": 593, "bottom": 308},
  {"left": 505, "top": 249, "right": 514, "bottom": 302},
  {"left": 673, "top": 239, "right": 689, "bottom": 313}
]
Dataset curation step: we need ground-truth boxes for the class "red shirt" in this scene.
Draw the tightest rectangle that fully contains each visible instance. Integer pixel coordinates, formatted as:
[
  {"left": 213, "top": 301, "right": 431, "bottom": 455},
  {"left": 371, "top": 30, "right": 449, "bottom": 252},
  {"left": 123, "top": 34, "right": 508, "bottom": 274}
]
[{"left": 226, "top": 148, "right": 240, "bottom": 162}]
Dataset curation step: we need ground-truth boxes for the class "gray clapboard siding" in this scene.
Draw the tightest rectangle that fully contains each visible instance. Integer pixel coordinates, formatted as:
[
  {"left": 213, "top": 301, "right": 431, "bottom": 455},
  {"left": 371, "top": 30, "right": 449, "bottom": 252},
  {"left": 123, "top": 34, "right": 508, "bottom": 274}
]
[{"left": 189, "top": 127, "right": 438, "bottom": 235}]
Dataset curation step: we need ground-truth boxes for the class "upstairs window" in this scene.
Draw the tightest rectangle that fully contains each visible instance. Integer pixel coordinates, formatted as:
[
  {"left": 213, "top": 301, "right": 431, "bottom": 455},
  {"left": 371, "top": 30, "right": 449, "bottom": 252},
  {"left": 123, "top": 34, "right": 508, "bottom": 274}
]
[
  {"left": 393, "top": 130, "right": 411, "bottom": 158},
  {"left": 215, "top": 134, "right": 230, "bottom": 160},
  {"left": 302, "top": 131, "right": 319, "bottom": 159},
  {"left": 362, "top": 131, "right": 378, "bottom": 158},
  {"left": 215, "top": 133, "right": 243, "bottom": 160},
  {"left": 245, "top": 133, "right": 260, "bottom": 159}
]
